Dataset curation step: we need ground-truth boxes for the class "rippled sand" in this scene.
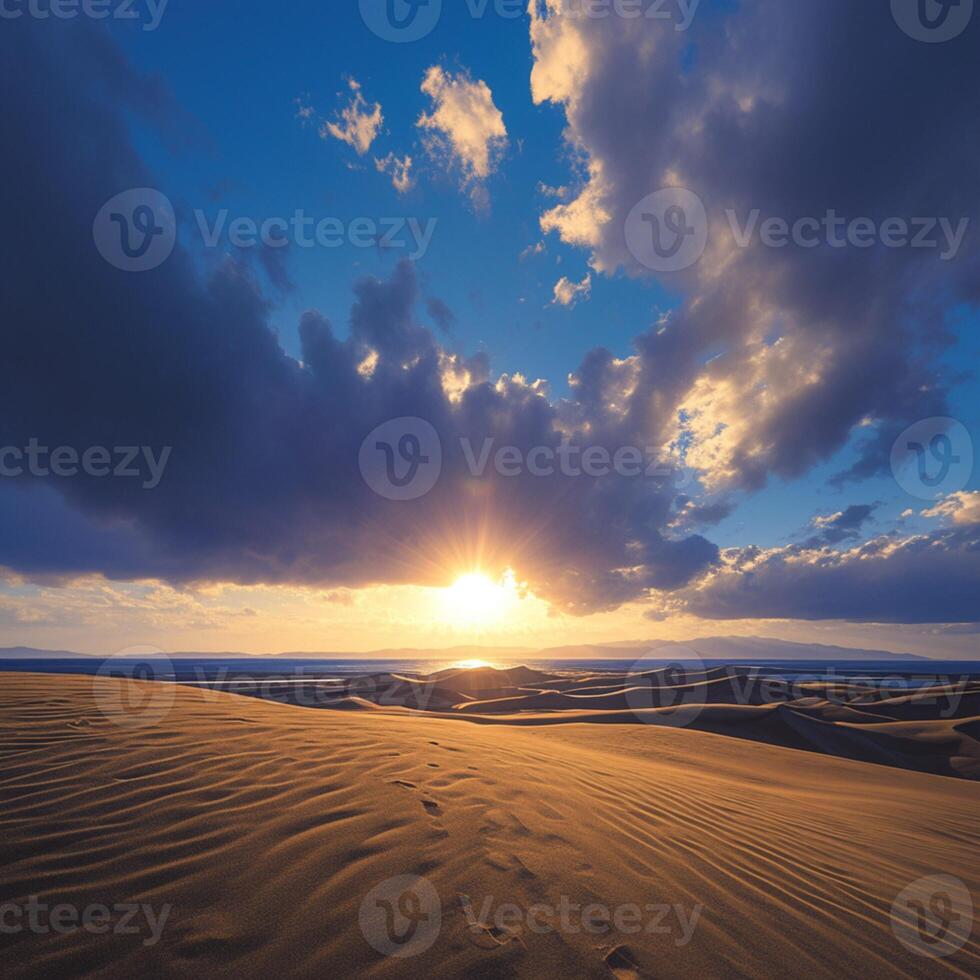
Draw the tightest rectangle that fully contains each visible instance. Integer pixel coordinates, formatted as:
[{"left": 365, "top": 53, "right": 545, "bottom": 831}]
[{"left": 1, "top": 672, "right": 978, "bottom": 978}]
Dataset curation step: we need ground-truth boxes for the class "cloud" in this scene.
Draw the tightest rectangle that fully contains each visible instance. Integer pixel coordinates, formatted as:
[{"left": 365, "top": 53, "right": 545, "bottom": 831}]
[
  {"left": 322, "top": 78, "right": 383, "bottom": 155},
  {"left": 801, "top": 503, "right": 877, "bottom": 547},
  {"left": 374, "top": 152, "right": 414, "bottom": 193},
  {"left": 671, "top": 497, "right": 736, "bottom": 529},
  {"left": 294, "top": 97, "right": 316, "bottom": 125},
  {"left": 676, "top": 525, "right": 980, "bottom": 625},
  {"left": 528, "top": 0, "right": 980, "bottom": 494},
  {"left": 923, "top": 491, "right": 980, "bottom": 526},
  {"left": 425, "top": 296, "right": 455, "bottom": 334},
  {"left": 537, "top": 182, "right": 570, "bottom": 201},
  {"left": 417, "top": 66, "right": 508, "bottom": 205},
  {"left": 552, "top": 273, "right": 592, "bottom": 308}
]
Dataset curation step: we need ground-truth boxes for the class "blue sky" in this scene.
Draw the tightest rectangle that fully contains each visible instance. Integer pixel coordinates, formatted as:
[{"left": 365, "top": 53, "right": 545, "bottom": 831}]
[{"left": 117, "top": 0, "right": 658, "bottom": 382}]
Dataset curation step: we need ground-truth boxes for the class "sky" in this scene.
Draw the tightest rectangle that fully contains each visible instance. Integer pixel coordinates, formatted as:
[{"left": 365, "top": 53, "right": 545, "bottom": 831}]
[{"left": 0, "top": 0, "right": 978, "bottom": 657}]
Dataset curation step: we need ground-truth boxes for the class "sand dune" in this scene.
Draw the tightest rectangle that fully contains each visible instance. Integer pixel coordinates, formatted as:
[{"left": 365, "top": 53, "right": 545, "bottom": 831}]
[
  {"left": 206, "top": 663, "right": 980, "bottom": 781},
  {"left": 1, "top": 672, "right": 978, "bottom": 979}
]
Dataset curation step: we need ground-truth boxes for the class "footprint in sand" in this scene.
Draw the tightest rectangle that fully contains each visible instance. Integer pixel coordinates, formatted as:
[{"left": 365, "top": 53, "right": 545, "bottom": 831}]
[
  {"left": 390, "top": 779, "right": 442, "bottom": 818},
  {"left": 603, "top": 945, "right": 643, "bottom": 980}
]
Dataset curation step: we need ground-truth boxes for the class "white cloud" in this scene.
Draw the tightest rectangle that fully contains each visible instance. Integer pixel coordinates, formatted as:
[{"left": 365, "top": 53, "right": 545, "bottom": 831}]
[
  {"left": 552, "top": 273, "right": 592, "bottom": 308},
  {"left": 539, "top": 162, "right": 611, "bottom": 253},
  {"left": 322, "top": 79, "right": 383, "bottom": 156},
  {"left": 294, "top": 97, "right": 316, "bottom": 125},
  {"left": 417, "top": 65, "right": 507, "bottom": 204},
  {"left": 923, "top": 491, "right": 980, "bottom": 526},
  {"left": 375, "top": 153, "right": 414, "bottom": 193},
  {"left": 537, "top": 182, "right": 570, "bottom": 200},
  {"left": 520, "top": 241, "right": 546, "bottom": 260}
]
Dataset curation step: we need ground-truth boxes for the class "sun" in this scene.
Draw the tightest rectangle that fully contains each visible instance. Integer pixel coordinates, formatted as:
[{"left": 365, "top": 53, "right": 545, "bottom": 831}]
[{"left": 439, "top": 572, "right": 517, "bottom": 629}]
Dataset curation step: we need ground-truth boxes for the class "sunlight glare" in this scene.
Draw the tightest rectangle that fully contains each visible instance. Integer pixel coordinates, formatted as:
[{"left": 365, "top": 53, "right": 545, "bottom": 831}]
[{"left": 439, "top": 571, "right": 517, "bottom": 629}]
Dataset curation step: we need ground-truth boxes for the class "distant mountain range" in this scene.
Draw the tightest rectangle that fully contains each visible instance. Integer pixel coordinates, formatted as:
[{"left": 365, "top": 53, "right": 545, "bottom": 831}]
[{"left": 0, "top": 637, "right": 932, "bottom": 661}]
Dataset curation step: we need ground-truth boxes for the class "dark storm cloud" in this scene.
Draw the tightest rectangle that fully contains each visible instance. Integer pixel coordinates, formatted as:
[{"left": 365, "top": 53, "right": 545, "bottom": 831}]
[{"left": 0, "top": 20, "right": 714, "bottom": 613}]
